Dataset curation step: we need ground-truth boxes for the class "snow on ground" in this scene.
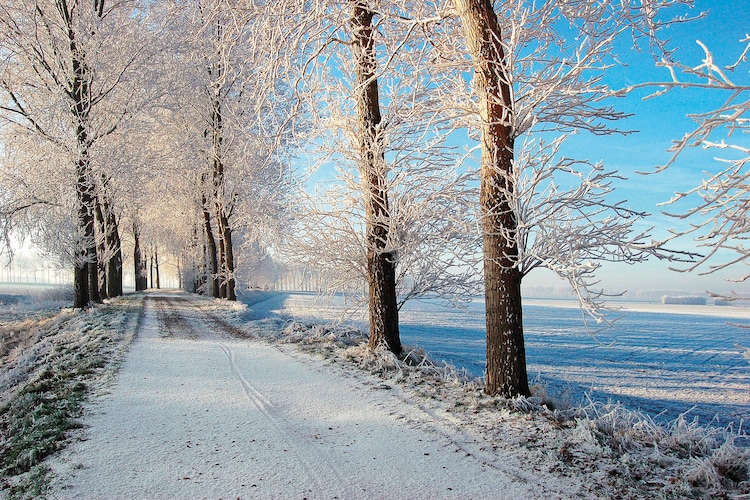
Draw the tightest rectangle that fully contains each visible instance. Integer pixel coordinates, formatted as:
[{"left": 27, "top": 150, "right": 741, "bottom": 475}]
[
  {"left": 47, "top": 293, "right": 581, "bottom": 499},
  {"left": 0, "top": 289, "right": 745, "bottom": 499}
]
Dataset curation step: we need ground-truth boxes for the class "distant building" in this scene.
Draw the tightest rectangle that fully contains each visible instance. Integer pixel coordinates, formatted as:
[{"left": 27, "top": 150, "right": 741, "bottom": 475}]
[{"left": 661, "top": 295, "right": 707, "bottom": 305}]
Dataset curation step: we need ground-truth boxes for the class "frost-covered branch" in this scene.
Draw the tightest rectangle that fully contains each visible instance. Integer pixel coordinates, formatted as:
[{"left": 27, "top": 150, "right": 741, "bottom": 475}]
[
  {"left": 276, "top": 1, "right": 483, "bottom": 315},
  {"left": 630, "top": 38, "right": 750, "bottom": 293},
  {"left": 482, "top": 135, "right": 696, "bottom": 324}
]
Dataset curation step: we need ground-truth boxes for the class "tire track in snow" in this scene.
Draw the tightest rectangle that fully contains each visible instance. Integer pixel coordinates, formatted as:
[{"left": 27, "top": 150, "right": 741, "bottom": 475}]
[
  {"left": 216, "top": 341, "right": 361, "bottom": 499},
  {"left": 151, "top": 295, "right": 544, "bottom": 494},
  {"left": 152, "top": 295, "right": 350, "bottom": 495},
  {"left": 150, "top": 295, "right": 198, "bottom": 339}
]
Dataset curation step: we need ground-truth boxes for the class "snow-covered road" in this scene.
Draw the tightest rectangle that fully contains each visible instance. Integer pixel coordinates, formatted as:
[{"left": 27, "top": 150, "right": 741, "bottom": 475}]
[{"left": 49, "top": 292, "right": 573, "bottom": 499}]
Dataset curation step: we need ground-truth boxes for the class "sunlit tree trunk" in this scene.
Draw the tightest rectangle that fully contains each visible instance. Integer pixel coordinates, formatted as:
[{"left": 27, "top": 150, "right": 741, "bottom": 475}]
[
  {"left": 351, "top": 1, "right": 401, "bottom": 354},
  {"left": 452, "top": 0, "right": 529, "bottom": 397}
]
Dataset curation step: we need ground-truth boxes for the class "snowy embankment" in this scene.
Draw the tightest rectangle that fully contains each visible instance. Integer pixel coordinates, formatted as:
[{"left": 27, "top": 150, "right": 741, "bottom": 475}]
[
  {"left": 1, "top": 291, "right": 748, "bottom": 499},
  {"left": 0, "top": 292, "right": 142, "bottom": 498}
]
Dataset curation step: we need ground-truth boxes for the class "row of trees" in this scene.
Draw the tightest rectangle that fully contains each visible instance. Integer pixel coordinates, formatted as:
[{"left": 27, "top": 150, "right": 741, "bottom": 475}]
[
  {"left": 0, "top": 0, "right": 139, "bottom": 306},
  {"left": 0, "top": 0, "right": 287, "bottom": 307},
  {"left": 1, "top": 1, "right": 747, "bottom": 397}
]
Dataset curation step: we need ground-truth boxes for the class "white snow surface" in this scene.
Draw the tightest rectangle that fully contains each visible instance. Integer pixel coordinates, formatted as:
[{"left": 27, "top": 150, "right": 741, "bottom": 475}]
[{"left": 49, "top": 292, "right": 578, "bottom": 499}]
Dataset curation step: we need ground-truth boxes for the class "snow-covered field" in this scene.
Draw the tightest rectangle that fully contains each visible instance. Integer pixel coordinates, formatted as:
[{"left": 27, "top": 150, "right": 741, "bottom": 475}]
[
  {"left": 1, "top": 289, "right": 749, "bottom": 499},
  {"left": 264, "top": 292, "right": 750, "bottom": 429}
]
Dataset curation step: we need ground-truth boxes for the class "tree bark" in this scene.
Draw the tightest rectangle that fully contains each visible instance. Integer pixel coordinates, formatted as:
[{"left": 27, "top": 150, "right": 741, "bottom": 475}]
[
  {"left": 201, "top": 190, "right": 220, "bottom": 298},
  {"left": 105, "top": 203, "right": 123, "bottom": 297},
  {"left": 351, "top": 2, "right": 401, "bottom": 354},
  {"left": 94, "top": 196, "right": 108, "bottom": 299},
  {"left": 67, "top": 1, "right": 99, "bottom": 308},
  {"left": 218, "top": 212, "right": 236, "bottom": 300},
  {"left": 155, "top": 245, "right": 161, "bottom": 289},
  {"left": 177, "top": 255, "right": 185, "bottom": 291},
  {"left": 217, "top": 227, "right": 227, "bottom": 298},
  {"left": 193, "top": 226, "right": 205, "bottom": 293},
  {"left": 74, "top": 158, "right": 97, "bottom": 308},
  {"left": 207, "top": 54, "right": 237, "bottom": 301},
  {"left": 149, "top": 248, "right": 154, "bottom": 289},
  {"left": 133, "top": 220, "right": 148, "bottom": 291},
  {"left": 452, "top": 0, "right": 529, "bottom": 397}
]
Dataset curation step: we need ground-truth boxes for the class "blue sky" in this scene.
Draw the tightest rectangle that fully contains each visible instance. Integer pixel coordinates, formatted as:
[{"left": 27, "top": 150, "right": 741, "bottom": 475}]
[{"left": 523, "top": 0, "right": 749, "bottom": 295}]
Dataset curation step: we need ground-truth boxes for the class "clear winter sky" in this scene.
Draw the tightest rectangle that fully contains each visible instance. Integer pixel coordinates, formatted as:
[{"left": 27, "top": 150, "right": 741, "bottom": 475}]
[{"left": 524, "top": 0, "right": 749, "bottom": 295}]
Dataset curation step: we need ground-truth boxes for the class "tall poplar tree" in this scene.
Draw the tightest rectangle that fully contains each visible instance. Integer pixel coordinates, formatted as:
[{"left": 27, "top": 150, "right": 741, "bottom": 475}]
[{"left": 452, "top": 0, "right": 527, "bottom": 396}]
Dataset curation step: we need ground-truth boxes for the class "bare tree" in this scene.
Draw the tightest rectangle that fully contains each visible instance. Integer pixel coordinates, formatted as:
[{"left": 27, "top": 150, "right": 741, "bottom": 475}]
[
  {"left": 448, "top": 0, "right": 695, "bottom": 397},
  {"left": 0, "top": 0, "right": 160, "bottom": 307},
  {"left": 269, "top": 1, "right": 482, "bottom": 354},
  {"left": 350, "top": 1, "right": 401, "bottom": 352}
]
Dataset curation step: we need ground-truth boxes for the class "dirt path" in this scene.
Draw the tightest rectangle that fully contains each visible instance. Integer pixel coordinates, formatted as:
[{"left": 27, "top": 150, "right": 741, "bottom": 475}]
[{"left": 49, "top": 292, "right": 574, "bottom": 499}]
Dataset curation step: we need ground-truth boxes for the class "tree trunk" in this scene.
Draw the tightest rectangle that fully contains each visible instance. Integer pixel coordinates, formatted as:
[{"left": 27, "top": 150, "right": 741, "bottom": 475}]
[
  {"left": 219, "top": 210, "right": 237, "bottom": 300},
  {"left": 75, "top": 156, "right": 100, "bottom": 306},
  {"left": 70, "top": 19, "right": 99, "bottom": 308},
  {"left": 194, "top": 226, "right": 205, "bottom": 293},
  {"left": 149, "top": 249, "right": 154, "bottom": 289},
  {"left": 155, "top": 245, "right": 160, "bottom": 289},
  {"left": 133, "top": 220, "right": 148, "bottom": 291},
  {"left": 351, "top": 2, "right": 401, "bottom": 354},
  {"left": 208, "top": 46, "right": 236, "bottom": 301},
  {"left": 224, "top": 217, "right": 237, "bottom": 300},
  {"left": 73, "top": 256, "right": 88, "bottom": 308},
  {"left": 105, "top": 206, "right": 123, "bottom": 297},
  {"left": 201, "top": 191, "right": 220, "bottom": 298},
  {"left": 217, "top": 226, "right": 227, "bottom": 298},
  {"left": 73, "top": 165, "right": 92, "bottom": 309},
  {"left": 452, "top": 0, "right": 529, "bottom": 397},
  {"left": 177, "top": 255, "right": 185, "bottom": 291},
  {"left": 94, "top": 196, "right": 108, "bottom": 300},
  {"left": 198, "top": 240, "right": 207, "bottom": 294},
  {"left": 98, "top": 178, "right": 123, "bottom": 298}
]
